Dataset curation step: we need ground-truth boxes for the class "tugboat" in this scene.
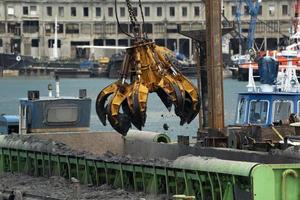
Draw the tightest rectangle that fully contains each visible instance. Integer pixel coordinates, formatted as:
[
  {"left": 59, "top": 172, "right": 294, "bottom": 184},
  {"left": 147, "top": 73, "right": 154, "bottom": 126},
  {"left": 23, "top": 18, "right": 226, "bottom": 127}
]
[
  {"left": 229, "top": 49, "right": 300, "bottom": 149},
  {"left": 235, "top": 51, "right": 300, "bottom": 126},
  {"left": 0, "top": 76, "right": 91, "bottom": 135}
]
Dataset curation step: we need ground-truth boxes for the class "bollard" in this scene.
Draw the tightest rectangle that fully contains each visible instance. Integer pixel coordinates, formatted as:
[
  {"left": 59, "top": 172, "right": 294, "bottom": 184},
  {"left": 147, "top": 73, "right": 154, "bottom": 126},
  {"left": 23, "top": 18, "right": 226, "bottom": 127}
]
[{"left": 71, "top": 177, "right": 80, "bottom": 200}]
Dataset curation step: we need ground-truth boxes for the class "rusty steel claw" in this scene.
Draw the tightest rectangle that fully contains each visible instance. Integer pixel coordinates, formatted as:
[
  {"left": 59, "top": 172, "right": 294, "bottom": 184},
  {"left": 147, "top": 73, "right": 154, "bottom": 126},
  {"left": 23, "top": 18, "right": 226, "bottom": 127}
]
[
  {"left": 156, "top": 88, "right": 172, "bottom": 111},
  {"left": 184, "top": 92, "right": 200, "bottom": 124},
  {"left": 173, "top": 75, "right": 200, "bottom": 125},
  {"left": 107, "top": 105, "right": 131, "bottom": 136},
  {"left": 161, "top": 75, "right": 187, "bottom": 123},
  {"left": 106, "top": 83, "right": 133, "bottom": 135},
  {"left": 125, "top": 81, "right": 149, "bottom": 130},
  {"left": 156, "top": 77, "right": 175, "bottom": 111},
  {"left": 96, "top": 82, "right": 120, "bottom": 126},
  {"left": 96, "top": 40, "right": 200, "bottom": 133},
  {"left": 133, "top": 83, "right": 149, "bottom": 129}
]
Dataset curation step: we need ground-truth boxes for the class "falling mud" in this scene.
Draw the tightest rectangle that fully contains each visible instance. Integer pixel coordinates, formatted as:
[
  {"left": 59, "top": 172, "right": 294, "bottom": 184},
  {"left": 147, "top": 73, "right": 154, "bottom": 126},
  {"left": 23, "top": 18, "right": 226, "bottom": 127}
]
[{"left": 0, "top": 172, "right": 167, "bottom": 200}]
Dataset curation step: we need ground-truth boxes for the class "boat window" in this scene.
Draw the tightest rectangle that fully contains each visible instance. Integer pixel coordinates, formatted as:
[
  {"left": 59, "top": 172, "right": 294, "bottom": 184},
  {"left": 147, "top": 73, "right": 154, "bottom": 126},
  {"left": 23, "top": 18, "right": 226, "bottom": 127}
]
[
  {"left": 249, "top": 100, "right": 268, "bottom": 124},
  {"left": 47, "top": 106, "right": 78, "bottom": 124},
  {"left": 236, "top": 97, "right": 247, "bottom": 124},
  {"left": 273, "top": 101, "right": 292, "bottom": 123}
]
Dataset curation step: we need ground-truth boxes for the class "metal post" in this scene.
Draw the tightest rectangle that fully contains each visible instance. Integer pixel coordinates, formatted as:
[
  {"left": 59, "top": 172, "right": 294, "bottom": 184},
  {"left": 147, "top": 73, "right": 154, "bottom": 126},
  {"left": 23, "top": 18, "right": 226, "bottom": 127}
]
[
  {"left": 205, "top": 0, "right": 225, "bottom": 129},
  {"left": 195, "top": 44, "right": 203, "bottom": 131}
]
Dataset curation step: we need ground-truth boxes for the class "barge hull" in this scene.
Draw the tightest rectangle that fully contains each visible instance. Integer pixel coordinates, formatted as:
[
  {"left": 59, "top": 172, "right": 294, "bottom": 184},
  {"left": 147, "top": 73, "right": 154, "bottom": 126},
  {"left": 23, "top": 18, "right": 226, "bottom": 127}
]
[{"left": 0, "top": 132, "right": 300, "bottom": 199}]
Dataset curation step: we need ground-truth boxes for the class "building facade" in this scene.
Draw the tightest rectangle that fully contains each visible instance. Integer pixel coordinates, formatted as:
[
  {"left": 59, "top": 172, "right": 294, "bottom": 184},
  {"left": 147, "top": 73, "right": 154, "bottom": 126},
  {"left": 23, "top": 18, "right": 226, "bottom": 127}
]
[{"left": 0, "top": 0, "right": 296, "bottom": 60}]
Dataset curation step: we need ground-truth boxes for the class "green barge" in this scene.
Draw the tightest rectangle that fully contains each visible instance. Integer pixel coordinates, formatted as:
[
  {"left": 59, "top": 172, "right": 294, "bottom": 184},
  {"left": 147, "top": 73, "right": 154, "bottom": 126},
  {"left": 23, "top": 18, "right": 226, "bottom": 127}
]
[{"left": 0, "top": 132, "right": 300, "bottom": 200}]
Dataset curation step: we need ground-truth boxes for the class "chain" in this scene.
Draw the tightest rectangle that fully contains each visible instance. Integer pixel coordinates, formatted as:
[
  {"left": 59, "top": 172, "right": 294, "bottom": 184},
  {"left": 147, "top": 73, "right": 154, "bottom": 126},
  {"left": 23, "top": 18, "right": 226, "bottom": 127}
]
[{"left": 126, "top": 0, "right": 137, "bottom": 27}]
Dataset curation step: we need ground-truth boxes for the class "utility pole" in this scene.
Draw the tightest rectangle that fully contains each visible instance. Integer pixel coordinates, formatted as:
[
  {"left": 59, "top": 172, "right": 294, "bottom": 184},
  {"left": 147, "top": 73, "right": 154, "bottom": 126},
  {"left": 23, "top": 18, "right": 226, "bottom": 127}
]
[{"left": 205, "top": 0, "right": 225, "bottom": 129}]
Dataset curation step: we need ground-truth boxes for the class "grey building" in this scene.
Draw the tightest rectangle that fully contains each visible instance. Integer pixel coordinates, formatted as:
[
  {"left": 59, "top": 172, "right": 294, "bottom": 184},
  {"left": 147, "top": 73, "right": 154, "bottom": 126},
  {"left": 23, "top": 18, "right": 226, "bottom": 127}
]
[{"left": 0, "top": 0, "right": 296, "bottom": 59}]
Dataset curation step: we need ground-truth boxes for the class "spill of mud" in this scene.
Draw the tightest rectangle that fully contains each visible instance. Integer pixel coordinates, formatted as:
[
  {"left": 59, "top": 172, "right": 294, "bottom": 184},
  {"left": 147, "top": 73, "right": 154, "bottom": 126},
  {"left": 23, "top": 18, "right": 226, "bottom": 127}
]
[
  {"left": 0, "top": 172, "right": 167, "bottom": 200},
  {"left": 2, "top": 134, "right": 171, "bottom": 167}
]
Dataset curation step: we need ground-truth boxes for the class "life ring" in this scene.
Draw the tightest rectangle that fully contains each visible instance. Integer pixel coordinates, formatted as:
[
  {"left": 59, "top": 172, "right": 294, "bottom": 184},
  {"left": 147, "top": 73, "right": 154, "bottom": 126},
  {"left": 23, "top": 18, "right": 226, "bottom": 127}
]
[
  {"left": 231, "top": 54, "right": 239, "bottom": 61},
  {"left": 16, "top": 55, "right": 21, "bottom": 62}
]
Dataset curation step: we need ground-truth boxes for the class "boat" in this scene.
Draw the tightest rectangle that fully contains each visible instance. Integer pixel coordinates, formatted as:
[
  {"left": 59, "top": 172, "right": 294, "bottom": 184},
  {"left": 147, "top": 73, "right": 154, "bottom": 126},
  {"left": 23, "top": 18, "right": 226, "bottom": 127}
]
[
  {"left": 0, "top": 53, "right": 34, "bottom": 69},
  {"left": 0, "top": 76, "right": 92, "bottom": 134},
  {"left": 227, "top": 49, "right": 300, "bottom": 150},
  {"left": 231, "top": 0, "right": 300, "bottom": 81},
  {"left": 231, "top": 49, "right": 300, "bottom": 81}
]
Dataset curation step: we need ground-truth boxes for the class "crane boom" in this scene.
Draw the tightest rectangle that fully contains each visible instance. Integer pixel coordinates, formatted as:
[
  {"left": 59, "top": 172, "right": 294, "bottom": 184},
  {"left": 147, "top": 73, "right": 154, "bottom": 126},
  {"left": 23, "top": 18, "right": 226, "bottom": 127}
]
[{"left": 246, "top": 0, "right": 261, "bottom": 50}]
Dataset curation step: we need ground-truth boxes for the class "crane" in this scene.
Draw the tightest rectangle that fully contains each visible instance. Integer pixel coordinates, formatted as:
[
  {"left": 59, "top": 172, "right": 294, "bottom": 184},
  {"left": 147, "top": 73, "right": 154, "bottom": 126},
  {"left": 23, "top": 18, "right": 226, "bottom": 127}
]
[{"left": 235, "top": 0, "right": 261, "bottom": 54}]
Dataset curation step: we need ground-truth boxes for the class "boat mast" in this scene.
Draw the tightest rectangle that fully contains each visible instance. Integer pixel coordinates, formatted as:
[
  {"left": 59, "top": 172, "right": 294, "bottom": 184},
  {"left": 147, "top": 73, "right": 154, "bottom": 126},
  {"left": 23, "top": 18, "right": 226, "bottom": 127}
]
[{"left": 52, "top": 16, "right": 58, "bottom": 60}]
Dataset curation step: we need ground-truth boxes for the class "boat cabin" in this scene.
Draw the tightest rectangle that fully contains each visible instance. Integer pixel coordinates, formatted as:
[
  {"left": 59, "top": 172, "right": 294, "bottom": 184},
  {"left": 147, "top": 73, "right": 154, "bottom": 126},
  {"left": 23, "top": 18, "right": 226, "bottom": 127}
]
[
  {"left": 235, "top": 92, "right": 300, "bottom": 126},
  {"left": 0, "top": 78, "right": 91, "bottom": 135},
  {"left": 19, "top": 90, "right": 91, "bottom": 134},
  {"left": 235, "top": 51, "right": 300, "bottom": 127}
]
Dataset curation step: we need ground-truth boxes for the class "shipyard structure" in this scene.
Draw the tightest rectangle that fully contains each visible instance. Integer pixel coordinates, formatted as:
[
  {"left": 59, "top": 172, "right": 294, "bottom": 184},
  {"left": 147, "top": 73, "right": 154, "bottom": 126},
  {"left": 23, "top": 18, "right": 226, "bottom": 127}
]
[{"left": 0, "top": 0, "right": 295, "bottom": 60}]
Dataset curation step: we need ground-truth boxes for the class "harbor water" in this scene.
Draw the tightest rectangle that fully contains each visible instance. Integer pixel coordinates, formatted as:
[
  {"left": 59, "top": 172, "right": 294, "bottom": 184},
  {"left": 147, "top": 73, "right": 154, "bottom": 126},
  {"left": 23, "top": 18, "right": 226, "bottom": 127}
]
[{"left": 0, "top": 77, "right": 247, "bottom": 140}]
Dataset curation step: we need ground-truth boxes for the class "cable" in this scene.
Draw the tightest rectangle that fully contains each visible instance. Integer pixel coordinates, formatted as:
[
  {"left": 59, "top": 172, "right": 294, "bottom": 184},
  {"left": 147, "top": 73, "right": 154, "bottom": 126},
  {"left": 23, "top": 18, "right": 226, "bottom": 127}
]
[
  {"left": 114, "top": 0, "right": 133, "bottom": 38},
  {"left": 138, "top": 0, "right": 146, "bottom": 38}
]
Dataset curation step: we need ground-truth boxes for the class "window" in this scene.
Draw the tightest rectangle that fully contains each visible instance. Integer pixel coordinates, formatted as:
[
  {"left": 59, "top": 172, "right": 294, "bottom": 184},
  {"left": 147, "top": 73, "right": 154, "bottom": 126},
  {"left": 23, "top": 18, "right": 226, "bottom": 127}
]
[
  {"left": 120, "top": 7, "right": 125, "bottom": 17},
  {"left": 83, "top": 7, "right": 89, "bottom": 17},
  {"left": 23, "top": 7, "right": 29, "bottom": 15},
  {"left": 81, "top": 24, "right": 91, "bottom": 34},
  {"left": 31, "top": 39, "right": 39, "bottom": 47},
  {"left": 194, "top": 6, "right": 200, "bottom": 16},
  {"left": 282, "top": 5, "right": 288, "bottom": 16},
  {"left": 249, "top": 100, "right": 269, "bottom": 124},
  {"left": 106, "top": 24, "right": 116, "bottom": 34},
  {"left": 144, "top": 23, "right": 153, "bottom": 33},
  {"left": 66, "top": 24, "right": 79, "bottom": 34},
  {"left": 231, "top": 6, "right": 236, "bottom": 16},
  {"left": 23, "top": 20, "right": 39, "bottom": 33},
  {"left": 94, "top": 23, "right": 104, "bottom": 34},
  {"left": 258, "top": 5, "right": 262, "bottom": 15},
  {"left": 273, "top": 101, "right": 292, "bottom": 123},
  {"left": 133, "top": 7, "right": 138, "bottom": 16},
  {"left": 182, "top": 7, "right": 187, "bottom": 17},
  {"left": 71, "top": 7, "right": 77, "bottom": 16},
  {"left": 94, "top": 39, "right": 103, "bottom": 46},
  {"left": 30, "top": 6, "right": 37, "bottom": 15},
  {"left": 0, "top": 23, "right": 4, "bottom": 34},
  {"left": 118, "top": 23, "right": 128, "bottom": 33},
  {"left": 269, "top": 5, "right": 275, "bottom": 16},
  {"left": 145, "top": 7, "right": 150, "bottom": 17},
  {"left": 59, "top": 7, "right": 64, "bottom": 17},
  {"left": 244, "top": 6, "right": 249, "bottom": 15},
  {"left": 236, "top": 97, "right": 247, "bottom": 124},
  {"left": 0, "top": 39, "right": 2, "bottom": 47},
  {"left": 58, "top": 24, "right": 64, "bottom": 33},
  {"left": 170, "top": 7, "right": 175, "bottom": 17},
  {"left": 46, "top": 106, "right": 78, "bottom": 124},
  {"left": 157, "top": 7, "right": 162, "bottom": 16},
  {"left": 47, "top": 6, "right": 52, "bottom": 16},
  {"left": 96, "top": 7, "right": 101, "bottom": 17},
  {"left": 108, "top": 7, "right": 113, "bottom": 17},
  {"left": 7, "top": 6, "right": 15, "bottom": 15},
  {"left": 48, "top": 39, "right": 61, "bottom": 48}
]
